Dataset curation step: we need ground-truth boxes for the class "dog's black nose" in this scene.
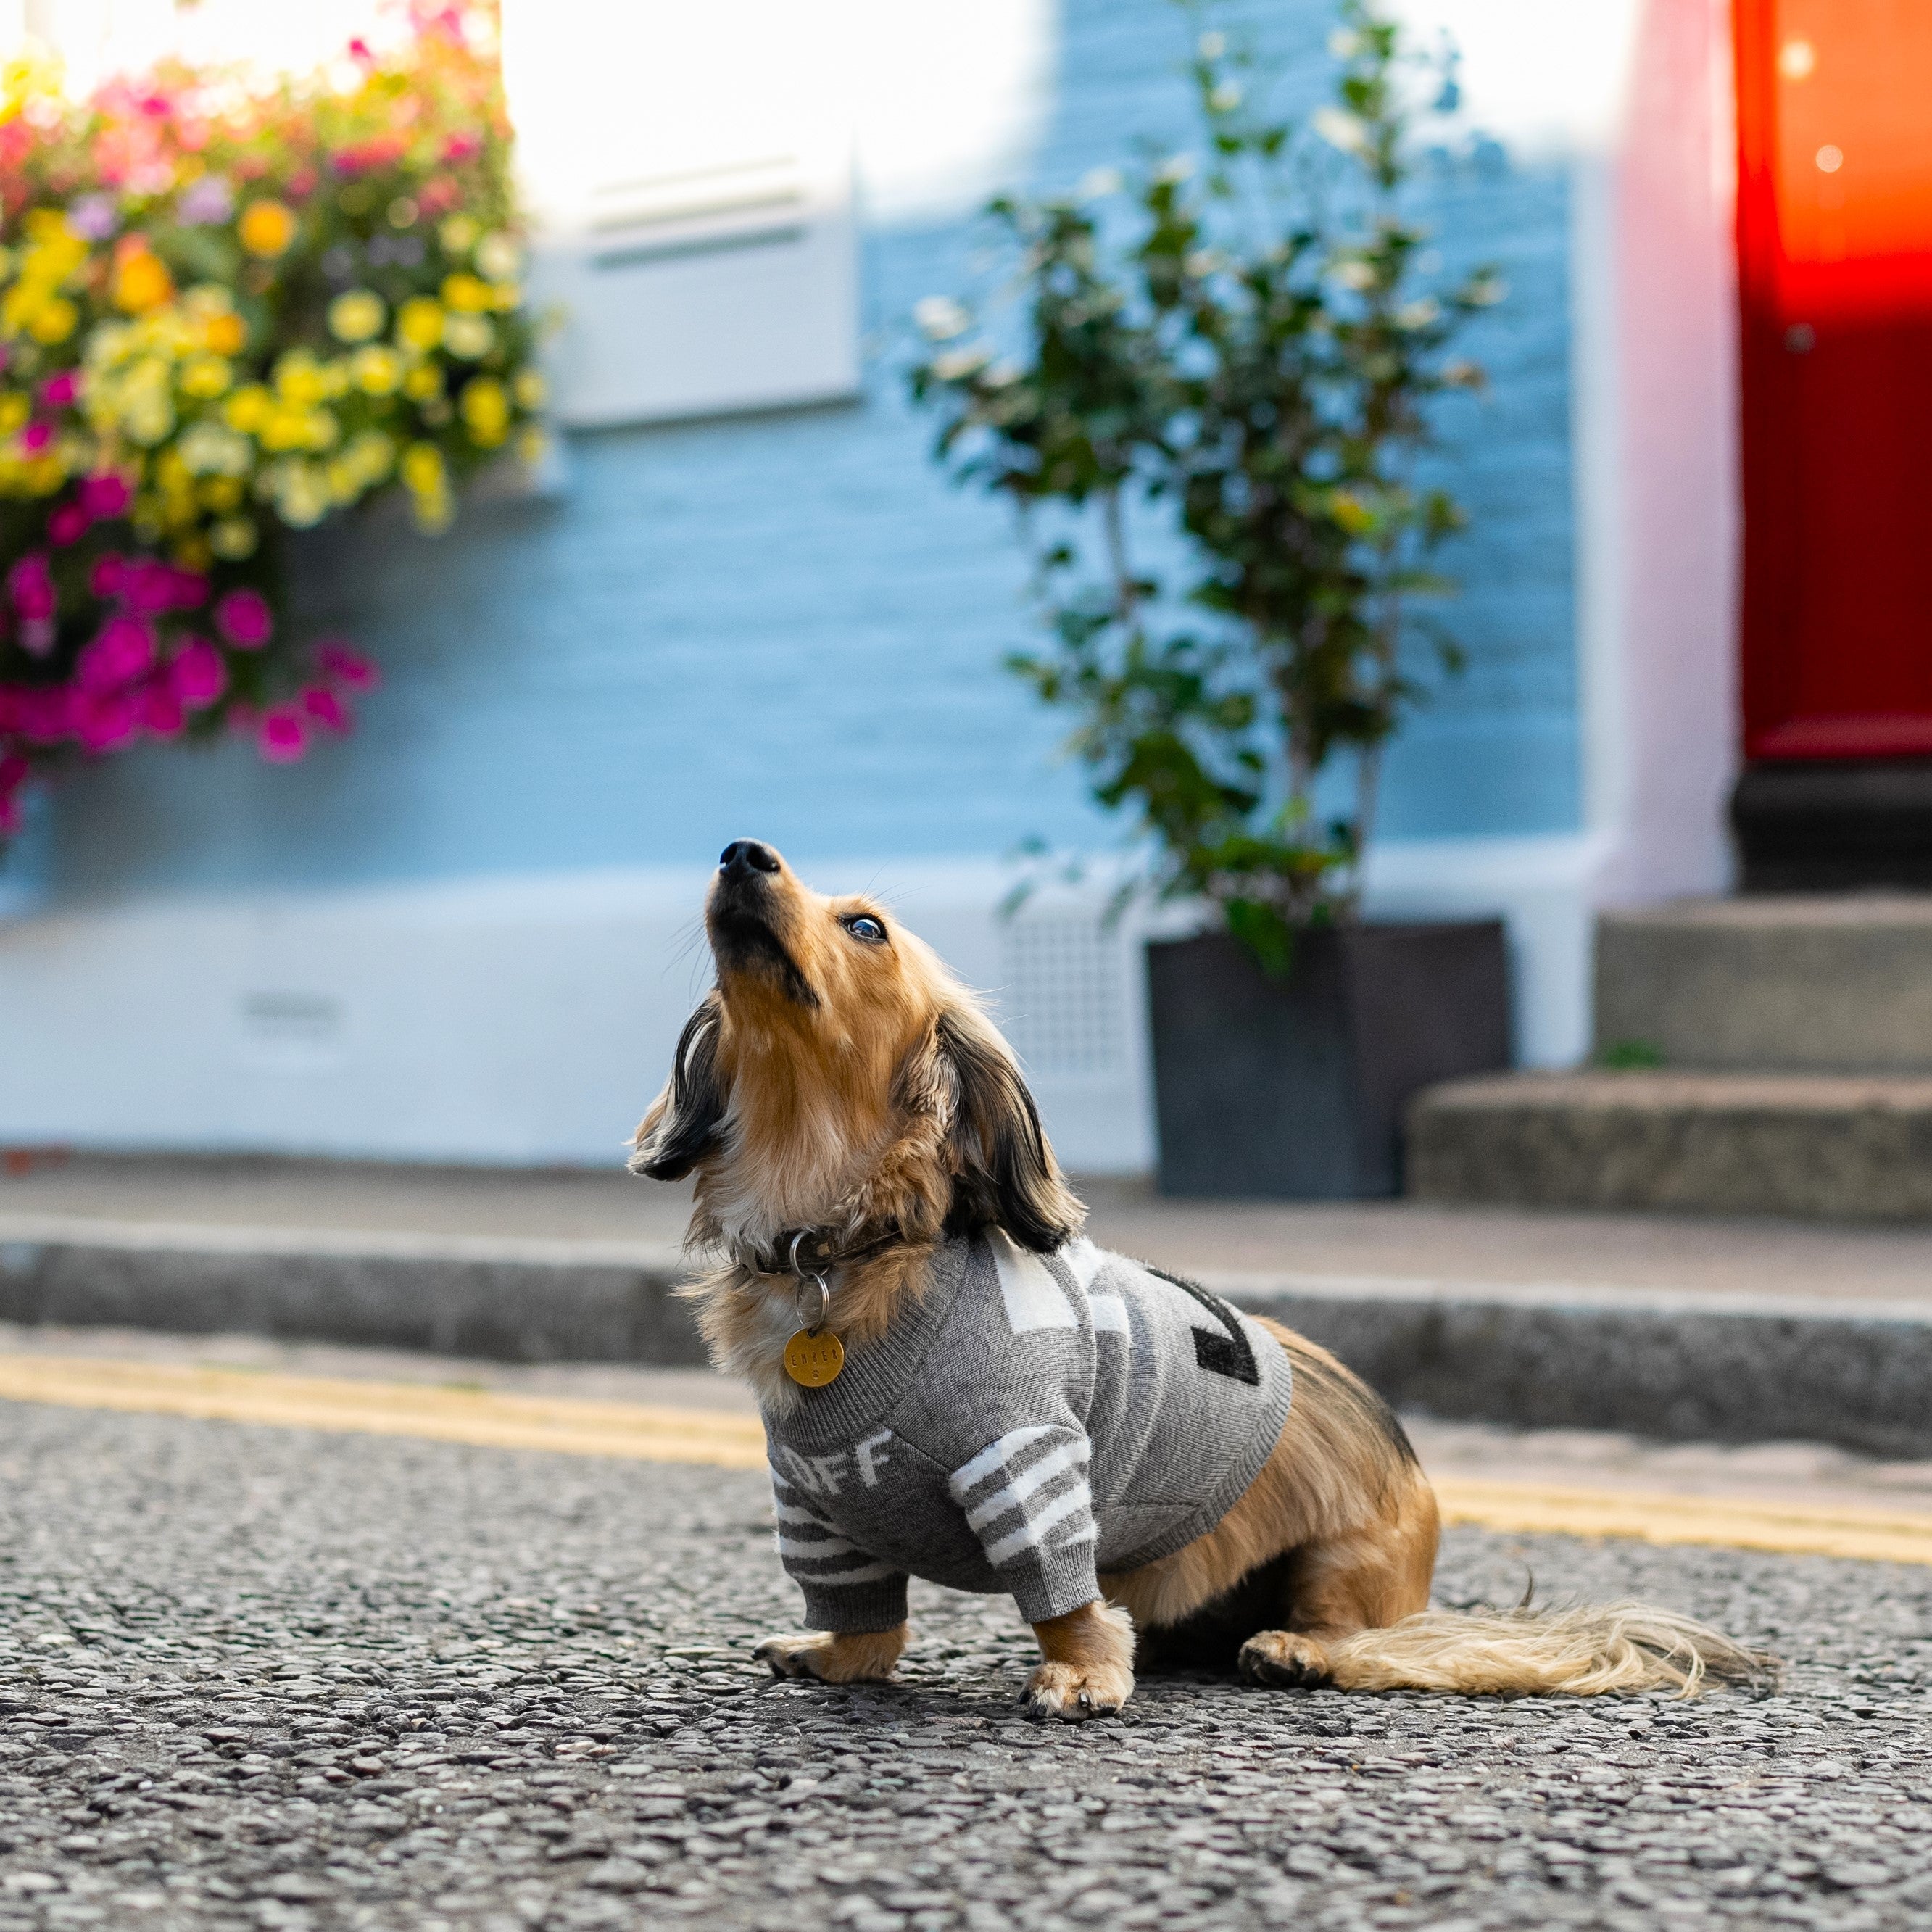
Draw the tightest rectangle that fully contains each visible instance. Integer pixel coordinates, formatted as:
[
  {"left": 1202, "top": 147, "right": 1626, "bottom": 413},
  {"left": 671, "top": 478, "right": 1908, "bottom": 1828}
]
[{"left": 719, "top": 839, "right": 781, "bottom": 879}]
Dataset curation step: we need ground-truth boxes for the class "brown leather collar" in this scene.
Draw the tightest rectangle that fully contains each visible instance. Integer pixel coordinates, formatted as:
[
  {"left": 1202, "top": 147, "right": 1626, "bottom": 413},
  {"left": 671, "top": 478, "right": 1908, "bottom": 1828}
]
[{"left": 732, "top": 1224, "right": 907, "bottom": 1279}]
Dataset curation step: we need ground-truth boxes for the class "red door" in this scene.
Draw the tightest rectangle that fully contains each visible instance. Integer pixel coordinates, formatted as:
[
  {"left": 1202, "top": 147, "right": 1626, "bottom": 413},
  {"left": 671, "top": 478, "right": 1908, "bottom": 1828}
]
[{"left": 1736, "top": 0, "right": 1932, "bottom": 760}]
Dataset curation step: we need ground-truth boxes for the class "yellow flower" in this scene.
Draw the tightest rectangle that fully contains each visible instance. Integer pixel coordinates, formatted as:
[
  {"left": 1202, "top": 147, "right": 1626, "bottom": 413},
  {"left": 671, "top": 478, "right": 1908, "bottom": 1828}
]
[
  {"left": 209, "top": 515, "right": 257, "bottom": 559},
  {"left": 176, "top": 420, "right": 252, "bottom": 476},
  {"left": 273, "top": 459, "right": 331, "bottom": 528},
  {"left": 399, "top": 441, "right": 445, "bottom": 494},
  {"left": 516, "top": 424, "right": 549, "bottom": 468},
  {"left": 396, "top": 297, "right": 444, "bottom": 352},
  {"left": 441, "top": 272, "right": 492, "bottom": 313},
  {"left": 224, "top": 384, "right": 272, "bottom": 434},
  {"left": 273, "top": 352, "right": 328, "bottom": 406},
  {"left": 178, "top": 354, "right": 233, "bottom": 399},
  {"left": 512, "top": 368, "right": 547, "bottom": 410},
  {"left": 459, "top": 376, "right": 509, "bottom": 447},
  {"left": 327, "top": 289, "right": 386, "bottom": 344},
  {"left": 0, "top": 391, "right": 28, "bottom": 433},
  {"left": 351, "top": 344, "right": 403, "bottom": 396},
  {"left": 201, "top": 476, "right": 244, "bottom": 512},
  {"left": 0, "top": 245, "right": 16, "bottom": 284},
  {"left": 260, "top": 407, "right": 312, "bottom": 452},
  {"left": 439, "top": 213, "right": 480, "bottom": 256},
  {"left": 402, "top": 362, "right": 444, "bottom": 403},
  {"left": 331, "top": 431, "right": 393, "bottom": 493},
  {"left": 239, "top": 199, "right": 299, "bottom": 258},
  {"left": 112, "top": 246, "right": 174, "bottom": 315},
  {"left": 304, "top": 409, "right": 340, "bottom": 451},
  {"left": 172, "top": 535, "right": 213, "bottom": 571},
  {"left": 412, "top": 488, "right": 452, "bottom": 534},
  {"left": 204, "top": 311, "right": 249, "bottom": 356},
  {"left": 125, "top": 397, "right": 175, "bottom": 445},
  {"left": 29, "top": 297, "right": 77, "bottom": 344},
  {"left": 443, "top": 313, "right": 493, "bottom": 360},
  {"left": 475, "top": 233, "right": 520, "bottom": 282}
]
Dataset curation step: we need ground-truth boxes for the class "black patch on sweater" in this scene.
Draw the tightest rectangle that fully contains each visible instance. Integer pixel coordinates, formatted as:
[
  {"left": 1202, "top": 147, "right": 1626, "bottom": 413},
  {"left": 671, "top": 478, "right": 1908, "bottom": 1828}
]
[{"left": 1146, "top": 1265, "right": 1260, "bottom": 1386}]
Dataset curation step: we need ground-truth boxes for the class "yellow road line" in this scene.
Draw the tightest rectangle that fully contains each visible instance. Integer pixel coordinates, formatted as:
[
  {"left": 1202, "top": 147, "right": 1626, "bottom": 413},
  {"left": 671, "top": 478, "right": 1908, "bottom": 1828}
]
[
  {"left": 0, "top": 1353, "right": 766, "bottom": 1469},
  {"left": 1435, "top": 1477, "right": 1932, "bottom": 1568},
  {"left": 5, "top": 1352, "right": 1932, "bottom": 1566}
]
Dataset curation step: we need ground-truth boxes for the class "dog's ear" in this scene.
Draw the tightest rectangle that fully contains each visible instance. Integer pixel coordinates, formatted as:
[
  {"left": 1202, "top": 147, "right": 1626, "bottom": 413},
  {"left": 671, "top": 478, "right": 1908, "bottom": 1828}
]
[
  {"left": 934, "top": 1006, "right": 1083, "bottom": 1253},
  {"left": 630, "top": 992, "right": 729, "bottom": 1181}
]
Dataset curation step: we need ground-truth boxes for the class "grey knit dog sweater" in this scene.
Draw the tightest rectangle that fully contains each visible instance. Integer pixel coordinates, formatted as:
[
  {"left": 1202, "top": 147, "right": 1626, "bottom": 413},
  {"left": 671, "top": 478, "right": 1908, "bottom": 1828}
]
[{"left": 763, "top": 1230, "right": 1293, "bottom": 1632}]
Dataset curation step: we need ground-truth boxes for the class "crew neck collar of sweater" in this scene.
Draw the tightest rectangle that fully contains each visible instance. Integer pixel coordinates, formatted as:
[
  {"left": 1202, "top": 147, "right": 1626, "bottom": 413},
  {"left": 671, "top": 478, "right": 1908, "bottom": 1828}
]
[{"left": 770, "top": 1230, "right": 977, "bottom": 1449}]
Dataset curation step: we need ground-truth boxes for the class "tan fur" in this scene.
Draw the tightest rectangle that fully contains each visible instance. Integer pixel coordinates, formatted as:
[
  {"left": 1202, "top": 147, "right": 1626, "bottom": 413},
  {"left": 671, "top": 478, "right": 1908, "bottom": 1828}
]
[
  {"left": 1106, "top": 1322, "right": 1437, "bottom": 1630},
  {"left": 637, "top": 845, "right": 1775, "bottom": 1707},
  {"left": 631, "top": 844, "right": 1081, "bottom": 1417},
  {"left": 1025, "top": 1600, "right": 1137, "bottom": 1720},
  {"left": 1114, "top": 1320, "right": 1770, "bottom": 1700},
  {"left": 753, "top": 1622, "right": 909, "bottom": 1684}
]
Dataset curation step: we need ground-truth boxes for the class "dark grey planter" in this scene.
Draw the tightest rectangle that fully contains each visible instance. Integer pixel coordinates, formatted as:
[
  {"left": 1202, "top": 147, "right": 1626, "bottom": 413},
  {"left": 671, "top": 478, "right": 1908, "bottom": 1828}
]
[{"left": 1145, "top": 922, "right": 1512, "bottom": 1199}]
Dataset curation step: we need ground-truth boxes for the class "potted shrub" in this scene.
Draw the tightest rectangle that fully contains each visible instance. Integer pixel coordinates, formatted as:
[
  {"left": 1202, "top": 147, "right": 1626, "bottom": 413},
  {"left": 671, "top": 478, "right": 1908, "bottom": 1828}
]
[{"left": 908, "top": 1, "right": 1510, "bottom": 1197}]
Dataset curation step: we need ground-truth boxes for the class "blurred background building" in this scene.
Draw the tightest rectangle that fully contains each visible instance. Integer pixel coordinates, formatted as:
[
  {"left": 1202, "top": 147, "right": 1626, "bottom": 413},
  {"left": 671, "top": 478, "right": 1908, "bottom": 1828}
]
[{"left": 0, "top": 0, "right": 1892, "bottom": 1176}]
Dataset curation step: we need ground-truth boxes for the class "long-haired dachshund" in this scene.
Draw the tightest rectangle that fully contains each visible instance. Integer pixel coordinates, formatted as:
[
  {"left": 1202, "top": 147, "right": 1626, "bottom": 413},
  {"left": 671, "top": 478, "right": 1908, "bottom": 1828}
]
[{"left": 631, "top": 840, "right": 1767, "bottom": 1717}]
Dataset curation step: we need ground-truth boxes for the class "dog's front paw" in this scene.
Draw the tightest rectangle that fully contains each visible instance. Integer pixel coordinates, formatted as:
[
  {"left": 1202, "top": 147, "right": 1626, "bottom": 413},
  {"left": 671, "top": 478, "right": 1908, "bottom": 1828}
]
[
  {"left": 755, "top": 1632, "right": 836, "bottom": 1681},
  {"left": 1021, "top": 1658, "right": 1133, "bottom": 1722},
  {"left": 1238, "top": 1628, "right": 1331, "bottom": 1689},
  {"left": 753, "top": 1625, "right": 906, "bottom": 1684}
]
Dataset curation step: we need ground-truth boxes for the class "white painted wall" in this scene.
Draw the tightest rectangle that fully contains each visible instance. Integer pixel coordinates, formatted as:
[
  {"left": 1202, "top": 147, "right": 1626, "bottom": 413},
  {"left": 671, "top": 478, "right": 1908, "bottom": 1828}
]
[
  {"left": 0, "top": 834, "right": 1605, "bottom": 1174},
  {"left": 0, "top": 862, "right": 1158, "bottom": 1173}
]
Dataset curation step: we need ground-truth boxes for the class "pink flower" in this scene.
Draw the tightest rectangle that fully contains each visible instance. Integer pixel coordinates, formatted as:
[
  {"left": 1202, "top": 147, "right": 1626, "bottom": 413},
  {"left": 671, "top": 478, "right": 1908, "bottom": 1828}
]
[
  {"left": 39, "top": 371, "right": 79, "bottom": 409},
  {"left": 214, "top": 588, "right": 273, "bottom": 647},
  {"left": 167, "top": 635, "right": 227, "bottom": 708},
  {"left": 75, "top": 614, "right": 157, "bottom": 692},
  {"left": 167, "top": 566, "right": 210, "bottom": 610},
  {"left": 299, "top": 683, "right": 350, "bottom": 733},
  {"left": 139, "top": 681, "right": 185, "bottom": 739},
  {"left": 90, "top": 553, "right": 128, "bottom": 600},
  {"left": 80, "top": 474, "right": 133, "bottom": 521},
  {"left": 17, "top": 687, "right": 71, "bottom": 743},
  {"left": 125, "top": 559, "right": 181, "bottom": 615},
  {"left": 0, "top": 754, "right": 26, "bottom": 834},
  {"left": 18, "top": 618, "right": 54, "bottom": 658},
  {"left": 47, "top": 502, "right": 90, "bottom": 547},
  {"left": 20, "top": 420, "right": 53, "bottom": 455},
  {"left": 74, "top": 689, "right": 140, "bottom": 753},
  {"left": 7, "top": 552, "right": 54, "bottom": 621},
  {"left": 257, "top": 705, "right": 307, "bottom": 763},
  {"left": 315, "top": 640, "right": 378, "bottom": 692},
  {"left": 443, "top": 131, "right": 483, "bottom": 163}
]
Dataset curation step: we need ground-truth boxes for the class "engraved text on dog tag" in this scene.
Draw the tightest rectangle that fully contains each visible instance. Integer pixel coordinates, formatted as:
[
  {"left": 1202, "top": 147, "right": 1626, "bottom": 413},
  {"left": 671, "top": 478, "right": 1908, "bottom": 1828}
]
[{"left": 784, "top": 1328, "right": 845, "bottom": 1388}]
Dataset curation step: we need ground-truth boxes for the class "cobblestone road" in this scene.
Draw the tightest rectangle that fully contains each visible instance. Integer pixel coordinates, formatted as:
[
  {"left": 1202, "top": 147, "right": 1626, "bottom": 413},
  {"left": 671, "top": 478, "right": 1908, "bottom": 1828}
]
[{"left": 2, "top": 1402, "right": 1930, "bottom": 1932}]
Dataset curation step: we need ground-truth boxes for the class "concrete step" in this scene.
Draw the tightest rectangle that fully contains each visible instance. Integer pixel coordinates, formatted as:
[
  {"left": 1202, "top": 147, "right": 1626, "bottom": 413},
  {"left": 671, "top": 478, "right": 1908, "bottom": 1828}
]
[
  {"left": 1594, "top": 894, "right": 1932, "bottom": 1072},
  {"left": 6, "top": 1208, "right": 1932, "bottom": 1456},
  {"left": 1407, "top": 1070, "right": 1932, "bottom": 1221}
]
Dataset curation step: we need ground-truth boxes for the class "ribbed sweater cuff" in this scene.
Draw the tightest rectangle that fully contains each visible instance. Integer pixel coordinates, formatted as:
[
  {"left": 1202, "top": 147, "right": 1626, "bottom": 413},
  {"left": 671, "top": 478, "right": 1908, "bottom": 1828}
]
[
  {"left": 798, "top": 1574, "right": 909, "bottom": 1635},
  {"left": 1007, "top": 1548, "right": 1103, "bottom": 1625}
]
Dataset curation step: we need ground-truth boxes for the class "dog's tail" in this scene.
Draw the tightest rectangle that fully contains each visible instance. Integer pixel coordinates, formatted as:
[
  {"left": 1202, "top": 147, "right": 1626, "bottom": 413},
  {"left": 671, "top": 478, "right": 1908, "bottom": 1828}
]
[{"left": 1311, "top": 1600, "right": 1775, "bottom": 1699}]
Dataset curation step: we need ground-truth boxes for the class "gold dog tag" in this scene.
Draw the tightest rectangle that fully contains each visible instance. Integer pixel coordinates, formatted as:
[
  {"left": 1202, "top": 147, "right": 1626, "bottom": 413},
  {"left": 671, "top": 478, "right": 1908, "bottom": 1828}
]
[{"left": 784, "top": 1328, "right": 845, "bottom": 1388}]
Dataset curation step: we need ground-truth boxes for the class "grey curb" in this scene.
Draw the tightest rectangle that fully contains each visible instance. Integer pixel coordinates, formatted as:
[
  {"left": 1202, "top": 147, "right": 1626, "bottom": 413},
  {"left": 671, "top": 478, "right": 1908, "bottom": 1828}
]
[
  {"left": 0, "top": 1220, "right": 708, "bottom": 1369},
  {"left": 2, "top": 1221, "right": 1929, "bottom": 1458}
]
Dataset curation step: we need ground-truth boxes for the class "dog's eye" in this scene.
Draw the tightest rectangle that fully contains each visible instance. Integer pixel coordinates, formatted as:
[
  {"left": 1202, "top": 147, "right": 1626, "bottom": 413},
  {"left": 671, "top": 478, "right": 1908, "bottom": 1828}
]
[{"left": 844, "top": 915, "right": 887, "bottom": 944}]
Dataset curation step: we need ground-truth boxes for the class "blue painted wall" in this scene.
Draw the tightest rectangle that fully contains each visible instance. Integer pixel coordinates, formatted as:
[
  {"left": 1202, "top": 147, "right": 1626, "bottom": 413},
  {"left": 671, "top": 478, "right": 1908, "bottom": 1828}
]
[{"left": 22, "top": 0, "right": 1578, "bottom": 903}]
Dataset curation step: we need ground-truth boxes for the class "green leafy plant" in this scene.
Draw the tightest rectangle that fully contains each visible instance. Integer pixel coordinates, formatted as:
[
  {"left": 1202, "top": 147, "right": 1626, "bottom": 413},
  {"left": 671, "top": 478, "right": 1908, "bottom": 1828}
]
[{"left": 908, "top": 0, "right": 1502, "bottom": 970}]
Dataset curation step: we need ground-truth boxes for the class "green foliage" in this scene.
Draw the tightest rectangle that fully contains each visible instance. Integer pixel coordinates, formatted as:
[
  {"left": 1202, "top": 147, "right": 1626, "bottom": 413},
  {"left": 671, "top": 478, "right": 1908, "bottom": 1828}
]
[
  {"left": 908, "top": 0, "right": 1503, "bottom": 969},
  {"left": 1598, "top": 1039, "right": 1667, "bottom": 1071}
]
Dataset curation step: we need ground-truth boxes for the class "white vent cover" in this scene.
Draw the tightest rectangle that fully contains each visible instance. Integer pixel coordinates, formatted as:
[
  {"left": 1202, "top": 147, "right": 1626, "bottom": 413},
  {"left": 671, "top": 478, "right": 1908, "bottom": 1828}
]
[
  {"left": 998, "top": 917, "right": 1126, "bottom": 1079},
  {"left": 502, "top": 0, "right": 858, "bottom": 428}
]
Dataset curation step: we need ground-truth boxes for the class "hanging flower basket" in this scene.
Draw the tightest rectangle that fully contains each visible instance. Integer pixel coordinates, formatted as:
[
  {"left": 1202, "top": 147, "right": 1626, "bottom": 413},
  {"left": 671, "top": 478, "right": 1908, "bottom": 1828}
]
[{"left": 0, "top": 0, "right": 545, "bottom": 837}]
